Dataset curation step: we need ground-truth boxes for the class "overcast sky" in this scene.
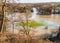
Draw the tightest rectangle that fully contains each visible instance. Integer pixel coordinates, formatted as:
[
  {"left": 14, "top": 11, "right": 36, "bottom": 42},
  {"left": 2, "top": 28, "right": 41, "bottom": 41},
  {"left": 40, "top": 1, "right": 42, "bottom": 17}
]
[
  {"left": 14, "top": 0, "right": 60, "bottom": 3},
  {"left": 8, "top": 0, "right": 60, "bottom": 3}
]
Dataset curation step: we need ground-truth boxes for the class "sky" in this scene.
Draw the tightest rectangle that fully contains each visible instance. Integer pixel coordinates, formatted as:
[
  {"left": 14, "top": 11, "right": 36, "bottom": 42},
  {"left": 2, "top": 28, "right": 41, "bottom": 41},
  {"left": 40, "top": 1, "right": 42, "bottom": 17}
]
[
  {"left": 14, "top": 0, "right": 60, "bottom": 3},
  {"left": 7, "top": 0, "right": 60, "bottom": 3}
]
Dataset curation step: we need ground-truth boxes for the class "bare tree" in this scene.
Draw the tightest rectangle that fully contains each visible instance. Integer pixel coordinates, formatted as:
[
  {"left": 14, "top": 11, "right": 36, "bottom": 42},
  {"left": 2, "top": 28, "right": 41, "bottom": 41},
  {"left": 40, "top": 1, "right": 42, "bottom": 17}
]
[
  {"left": 0, "top": 0, "right": 14, "bottom": 32},
  {"left": 0, "top": 0, "right": 6, "bottom": 32}
]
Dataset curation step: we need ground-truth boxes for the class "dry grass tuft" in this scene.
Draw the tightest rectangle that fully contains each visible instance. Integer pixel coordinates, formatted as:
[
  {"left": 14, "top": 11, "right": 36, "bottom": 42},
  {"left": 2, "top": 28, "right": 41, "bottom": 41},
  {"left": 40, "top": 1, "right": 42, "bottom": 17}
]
[{"left": 0, "top": 33, "right": 53, "bottom": 43}]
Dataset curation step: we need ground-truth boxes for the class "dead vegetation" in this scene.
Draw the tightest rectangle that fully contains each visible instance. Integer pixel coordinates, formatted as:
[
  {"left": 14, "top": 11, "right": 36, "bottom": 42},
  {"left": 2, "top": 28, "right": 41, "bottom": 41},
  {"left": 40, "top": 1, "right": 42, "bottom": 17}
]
[{"left": 0, "top": 33, "right": 53, "bottom": 43}]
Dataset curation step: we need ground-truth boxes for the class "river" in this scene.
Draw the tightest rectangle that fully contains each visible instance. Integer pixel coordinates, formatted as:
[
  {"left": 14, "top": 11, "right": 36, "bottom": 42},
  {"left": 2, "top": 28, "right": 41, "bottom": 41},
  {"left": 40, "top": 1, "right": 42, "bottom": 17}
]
[{"left": 4, "top": 12, "right": 60, "bottom": 38}]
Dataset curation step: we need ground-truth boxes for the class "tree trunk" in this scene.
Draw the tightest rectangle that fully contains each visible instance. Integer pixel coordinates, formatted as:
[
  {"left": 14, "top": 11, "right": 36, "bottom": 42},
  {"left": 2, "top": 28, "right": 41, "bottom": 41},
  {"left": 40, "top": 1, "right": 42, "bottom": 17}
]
[{"left": 0, "top": 4, "right": 5, "bottom": 32}]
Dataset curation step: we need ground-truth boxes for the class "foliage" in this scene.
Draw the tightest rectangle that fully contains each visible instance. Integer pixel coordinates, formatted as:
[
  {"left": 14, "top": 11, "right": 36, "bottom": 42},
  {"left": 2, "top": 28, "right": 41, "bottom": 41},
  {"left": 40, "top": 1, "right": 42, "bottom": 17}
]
[{"left": 16, "top": 20, "right": 46, "bottom": 27}]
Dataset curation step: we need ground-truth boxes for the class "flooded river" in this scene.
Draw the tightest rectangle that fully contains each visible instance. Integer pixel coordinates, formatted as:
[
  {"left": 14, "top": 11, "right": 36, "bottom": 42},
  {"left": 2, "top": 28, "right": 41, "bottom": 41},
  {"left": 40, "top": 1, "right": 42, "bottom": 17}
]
[{"left": 4, "top": 12, "right": 60, "bottom": 38}]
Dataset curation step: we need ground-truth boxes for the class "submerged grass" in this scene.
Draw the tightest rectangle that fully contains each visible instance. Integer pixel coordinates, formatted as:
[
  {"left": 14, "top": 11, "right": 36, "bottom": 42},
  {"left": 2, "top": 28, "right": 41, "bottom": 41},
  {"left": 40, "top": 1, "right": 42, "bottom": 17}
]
[{"left": 16, "top": 20, "right": 46, "bottom": 27}]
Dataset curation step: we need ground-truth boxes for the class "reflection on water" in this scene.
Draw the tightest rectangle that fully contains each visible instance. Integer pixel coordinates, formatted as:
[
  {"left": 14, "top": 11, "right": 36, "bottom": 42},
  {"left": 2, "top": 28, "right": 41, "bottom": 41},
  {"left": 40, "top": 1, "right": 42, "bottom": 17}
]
[{"left": 29, "top": 7, "right": 39, "bottom": 21}]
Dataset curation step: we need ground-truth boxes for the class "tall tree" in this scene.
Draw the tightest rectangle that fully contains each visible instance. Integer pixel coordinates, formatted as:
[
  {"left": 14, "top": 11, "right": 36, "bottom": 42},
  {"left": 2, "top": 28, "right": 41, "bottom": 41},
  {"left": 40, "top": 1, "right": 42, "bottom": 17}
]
[
  {"left": 0, "top": 0, "right": 17, "bottom": 32},
  {"left": 0, "top": 0, "right": 7, "bottom": 32}
]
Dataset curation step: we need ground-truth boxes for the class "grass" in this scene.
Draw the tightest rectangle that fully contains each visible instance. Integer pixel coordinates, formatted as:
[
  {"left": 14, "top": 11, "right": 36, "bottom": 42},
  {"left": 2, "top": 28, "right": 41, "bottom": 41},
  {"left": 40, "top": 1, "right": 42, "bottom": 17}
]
[
  {"left": 0, "top": 33, "right": 53, "bottom": 43},
  {"left": 16, "top": 20, "right": 46, "bottom": 27}
]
